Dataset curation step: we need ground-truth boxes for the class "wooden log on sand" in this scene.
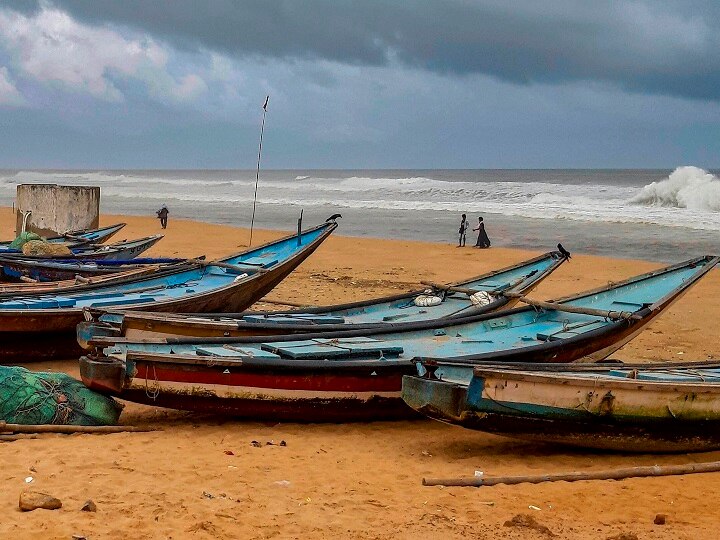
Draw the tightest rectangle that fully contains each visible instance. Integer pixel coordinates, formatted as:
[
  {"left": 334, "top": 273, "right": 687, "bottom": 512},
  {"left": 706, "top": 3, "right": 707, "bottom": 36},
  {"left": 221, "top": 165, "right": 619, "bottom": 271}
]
[
  {"left": 423, "top": 461, "right": 720, "bottom": 487},
  {"left": 0, "top": 421, "right": 157, "bottom": 435}
]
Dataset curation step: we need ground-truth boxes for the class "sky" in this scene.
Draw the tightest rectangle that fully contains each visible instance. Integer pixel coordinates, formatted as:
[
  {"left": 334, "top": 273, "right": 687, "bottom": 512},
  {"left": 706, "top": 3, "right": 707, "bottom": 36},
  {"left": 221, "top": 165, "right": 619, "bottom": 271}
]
[{"left": 0, "top": 1, "right": 718, "bottom": 169}]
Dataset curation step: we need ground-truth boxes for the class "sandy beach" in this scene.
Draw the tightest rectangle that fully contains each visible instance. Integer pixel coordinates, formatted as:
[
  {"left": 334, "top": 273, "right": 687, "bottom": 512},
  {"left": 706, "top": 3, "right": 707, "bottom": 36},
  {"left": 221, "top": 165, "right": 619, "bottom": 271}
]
[{"left": 1, "top": 205, "right": 720, "bottom": 539}]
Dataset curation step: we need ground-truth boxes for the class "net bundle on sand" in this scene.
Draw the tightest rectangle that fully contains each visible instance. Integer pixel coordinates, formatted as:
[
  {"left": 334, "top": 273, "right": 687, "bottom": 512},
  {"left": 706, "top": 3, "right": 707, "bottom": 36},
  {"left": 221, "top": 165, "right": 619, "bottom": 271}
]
[{"left": 0, "top": 366, "right": 122, "bottom": 426}]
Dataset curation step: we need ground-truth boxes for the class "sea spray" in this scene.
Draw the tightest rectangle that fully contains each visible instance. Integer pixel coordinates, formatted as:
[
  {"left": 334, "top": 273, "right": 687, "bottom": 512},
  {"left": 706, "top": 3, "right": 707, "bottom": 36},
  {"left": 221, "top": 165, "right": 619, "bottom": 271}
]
[{"left": 630, "top": 166, "right": 720, "bottom": 211}]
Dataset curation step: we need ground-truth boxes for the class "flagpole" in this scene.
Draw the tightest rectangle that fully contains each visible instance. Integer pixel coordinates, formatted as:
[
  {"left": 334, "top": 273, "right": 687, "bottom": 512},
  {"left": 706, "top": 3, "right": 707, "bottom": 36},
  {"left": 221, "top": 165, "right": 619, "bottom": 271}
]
[{"left": 249, "top": 95, "right": 269, "bottom": 247}]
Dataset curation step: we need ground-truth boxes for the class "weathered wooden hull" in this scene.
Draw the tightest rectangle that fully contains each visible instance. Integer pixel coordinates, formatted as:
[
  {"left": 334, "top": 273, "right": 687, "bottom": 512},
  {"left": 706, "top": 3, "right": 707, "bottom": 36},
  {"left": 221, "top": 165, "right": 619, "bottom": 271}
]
[
  {"left": 1, "top": 222, "right": 337, "bottom": 362},
  {"left": 402, "top": 369, "right": 720, "bottom": 452},
  {"left": 68, "top": 235, "right": 163, "bottom": 261},
  {"left": 80, "top": 355, "right": 417, "bottom": 421}
]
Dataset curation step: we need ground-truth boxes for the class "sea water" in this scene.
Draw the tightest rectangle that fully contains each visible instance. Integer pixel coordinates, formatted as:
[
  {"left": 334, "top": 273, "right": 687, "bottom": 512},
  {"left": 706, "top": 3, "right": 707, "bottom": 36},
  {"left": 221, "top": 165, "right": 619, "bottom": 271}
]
[{"left": 0, "top": 166, "right": 718, "bottom": 262}]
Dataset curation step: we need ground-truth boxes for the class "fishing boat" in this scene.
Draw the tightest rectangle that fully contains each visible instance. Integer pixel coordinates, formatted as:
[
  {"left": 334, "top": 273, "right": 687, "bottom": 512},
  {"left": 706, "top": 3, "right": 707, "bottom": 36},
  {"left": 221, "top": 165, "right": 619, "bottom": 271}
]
[
  {"left": 77, "top": 250, "right": 568, "bottom": 346},
  {"left": 0, "top": 264, "right": 174, "bottom": 295},
  {"left": 0, "top": 222, "right": 126, "bottom": 250},
  {"left": 0, "top": 219, "right": 338, "bottom": 362},
  {"left": 0, "top": 256, "right": 187, "bottom": 282},
  {"left": 0, "top": 234, "right": 163, "bottom": 261},
  {"left": 79, "top": 255, "right": 717, "bottom": 421},
  {"left": 402, "top": 360, "right": 720, "bottom": 452}
]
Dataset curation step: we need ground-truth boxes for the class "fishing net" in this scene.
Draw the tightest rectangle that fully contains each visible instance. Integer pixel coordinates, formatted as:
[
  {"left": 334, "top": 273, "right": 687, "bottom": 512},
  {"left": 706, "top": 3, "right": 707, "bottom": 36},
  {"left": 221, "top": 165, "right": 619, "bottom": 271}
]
[
  {"left": 9, "top": 231, "right": 43, "bottom": 249},
  {"left": 0, "top": 366, "right": 122, "bottom": 426},
  {"left": 21, "top": 240, "right": 73, "bottom": 257}
]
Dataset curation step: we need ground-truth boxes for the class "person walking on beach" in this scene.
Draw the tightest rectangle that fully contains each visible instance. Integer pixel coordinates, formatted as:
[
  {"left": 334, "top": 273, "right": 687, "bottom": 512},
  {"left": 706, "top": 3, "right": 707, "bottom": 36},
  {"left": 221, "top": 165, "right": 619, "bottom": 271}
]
[
  {"left": 458, "top": 214, "right": 468, "bottom": 247},
  {"left": 473, "top": 216, "right": 491, "bottom": 248},
  {"left": 156, "top": 204, "right": 169, "bottom": 229}
]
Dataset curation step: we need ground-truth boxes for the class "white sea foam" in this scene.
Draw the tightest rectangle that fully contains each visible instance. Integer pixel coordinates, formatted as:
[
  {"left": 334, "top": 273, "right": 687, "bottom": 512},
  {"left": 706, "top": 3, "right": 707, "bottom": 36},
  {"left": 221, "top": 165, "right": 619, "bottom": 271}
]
[
  {"left": 630, "top": 166, "right": 720, "bottom": 211},
  {"left": 1, "top": 167, "right": 718, "bottom": 234}
]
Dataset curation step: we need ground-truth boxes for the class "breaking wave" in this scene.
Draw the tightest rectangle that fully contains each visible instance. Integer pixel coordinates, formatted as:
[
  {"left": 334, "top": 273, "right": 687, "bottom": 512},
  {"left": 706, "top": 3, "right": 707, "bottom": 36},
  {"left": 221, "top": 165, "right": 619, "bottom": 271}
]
[{"left": 630, "top": 166, "right": 720, "bottom": 212}]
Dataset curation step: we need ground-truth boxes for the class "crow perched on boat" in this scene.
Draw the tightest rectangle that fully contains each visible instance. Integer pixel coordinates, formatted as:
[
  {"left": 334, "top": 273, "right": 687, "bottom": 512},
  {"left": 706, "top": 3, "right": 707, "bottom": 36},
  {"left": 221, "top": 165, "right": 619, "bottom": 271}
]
[
  {"left": 326, "top": 213, "right": 342, "bottom": 222},
  {"left": 557, "top": 243, "right": 572, "bottom": 259}
]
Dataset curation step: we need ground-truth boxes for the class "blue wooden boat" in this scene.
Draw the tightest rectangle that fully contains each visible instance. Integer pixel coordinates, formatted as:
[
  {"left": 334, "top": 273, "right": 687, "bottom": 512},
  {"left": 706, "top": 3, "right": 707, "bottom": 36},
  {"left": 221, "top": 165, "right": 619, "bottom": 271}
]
[
  {"left": 0, "top": 219, "right": 338, "bottom": 362},
  {"left": 402, "top": 360, "right": 720, "bottom": 452},
  {"left": 0, "top": 234, "right": 163, "bottom": 261},
  {"left": 78, "top": 256, "right": 717, "bottom": 421},
  {"left": 0, "top": 222, "right": 126, "bottom": 250},
  {"left": 76, "top": 250, "right": 568, "bottom": 345}
]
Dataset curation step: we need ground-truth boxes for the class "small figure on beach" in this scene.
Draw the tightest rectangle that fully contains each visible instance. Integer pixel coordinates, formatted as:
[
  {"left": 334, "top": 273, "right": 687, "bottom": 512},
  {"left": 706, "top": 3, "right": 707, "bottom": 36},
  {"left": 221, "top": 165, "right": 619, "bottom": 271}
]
[
  {"left": 473, "top": 216, "right": 491, "bottom": 248},
  {"left": 458, "top": 214, "right": 468, "bottom": 247},
  {"left": 156, "top": 204, "right": 169, "bottom": 229}
]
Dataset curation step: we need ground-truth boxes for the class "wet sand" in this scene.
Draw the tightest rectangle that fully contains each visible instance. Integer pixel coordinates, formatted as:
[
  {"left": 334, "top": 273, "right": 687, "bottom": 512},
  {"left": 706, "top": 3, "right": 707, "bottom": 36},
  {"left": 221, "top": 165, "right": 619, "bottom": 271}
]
[{"left": 1, "top": 206, "right": 719, "bottom": 539}]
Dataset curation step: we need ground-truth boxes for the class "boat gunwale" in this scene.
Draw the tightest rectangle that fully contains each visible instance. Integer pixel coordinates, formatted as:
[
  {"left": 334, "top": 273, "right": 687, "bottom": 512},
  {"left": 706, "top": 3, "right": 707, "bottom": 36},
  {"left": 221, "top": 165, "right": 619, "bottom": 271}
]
[{"left": 472, "top": 367, "right": 720, "bottom": 394}]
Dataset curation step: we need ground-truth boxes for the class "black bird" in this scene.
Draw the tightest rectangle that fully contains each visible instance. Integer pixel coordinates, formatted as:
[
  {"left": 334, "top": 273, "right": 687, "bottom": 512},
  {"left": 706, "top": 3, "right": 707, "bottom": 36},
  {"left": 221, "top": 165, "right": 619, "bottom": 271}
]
[
  {"left": 326, "top": 213, "right": 342, "bottom": 222},
  {"left": 557, "top": 243, "right": 572, "bottom": 259}
]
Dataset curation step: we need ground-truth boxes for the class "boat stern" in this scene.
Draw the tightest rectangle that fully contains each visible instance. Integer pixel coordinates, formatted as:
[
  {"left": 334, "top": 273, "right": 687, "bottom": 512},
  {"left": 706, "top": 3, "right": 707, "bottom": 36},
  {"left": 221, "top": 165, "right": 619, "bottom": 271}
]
[
  {"left": 401, "top": 375, "right": 468, "bottom": 424},
  {"left": 79, "top": 355, "right": 128, "bottom": 395}
]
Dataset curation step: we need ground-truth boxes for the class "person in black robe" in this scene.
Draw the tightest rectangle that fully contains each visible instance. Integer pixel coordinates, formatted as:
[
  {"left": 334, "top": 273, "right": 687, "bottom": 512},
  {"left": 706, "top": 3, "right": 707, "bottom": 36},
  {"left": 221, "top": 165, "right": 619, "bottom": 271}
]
[
  {"left": 473, "top": 216, "right": 491, "bottom": 248},
  {"left": 156, "top": 204, "right": 169, "bottom": 229}
]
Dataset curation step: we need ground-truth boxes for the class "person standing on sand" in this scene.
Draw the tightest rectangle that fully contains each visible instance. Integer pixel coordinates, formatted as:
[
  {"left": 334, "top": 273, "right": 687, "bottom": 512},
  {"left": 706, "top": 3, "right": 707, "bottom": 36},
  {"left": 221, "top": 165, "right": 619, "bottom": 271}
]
[
  {"left": 157, "top": 204, "right": 169, "bottom": 229},
  {"left": 473, "top": 216, "right": 491, "bottom": 248},
  {"left": 458, "top": 214, "right": 468, "bottom": 247}
]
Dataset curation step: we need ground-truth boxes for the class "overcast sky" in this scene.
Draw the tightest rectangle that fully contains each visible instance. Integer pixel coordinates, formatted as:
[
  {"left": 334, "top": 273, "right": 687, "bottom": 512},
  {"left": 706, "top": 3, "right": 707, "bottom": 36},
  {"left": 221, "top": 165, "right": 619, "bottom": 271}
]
[{"left": 0, "top": 1, "right": 718, "bottom": 169}]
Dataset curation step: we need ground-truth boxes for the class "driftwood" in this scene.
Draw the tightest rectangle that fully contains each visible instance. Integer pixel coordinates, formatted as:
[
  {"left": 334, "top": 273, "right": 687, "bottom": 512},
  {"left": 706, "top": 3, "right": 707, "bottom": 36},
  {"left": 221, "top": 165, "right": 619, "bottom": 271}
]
[
  {"left": 419, "top": 280, "right": 641, "bottom": 321},
  {"left": 423, "top": 461, "right": 720, "bottom": 487},
  {"left": 0, "top": 434, "right": 42, "bottom": 441},
  {"left": 0, "top": 421, "right": 157, "bottom": 435}
]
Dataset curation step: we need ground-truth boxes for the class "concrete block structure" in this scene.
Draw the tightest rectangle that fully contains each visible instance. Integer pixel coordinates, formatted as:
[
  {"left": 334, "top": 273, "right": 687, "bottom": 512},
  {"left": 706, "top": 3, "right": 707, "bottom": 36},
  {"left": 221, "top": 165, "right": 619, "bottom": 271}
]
[{"left": 15, "top": 184, "right": 100, "bottom": 237}]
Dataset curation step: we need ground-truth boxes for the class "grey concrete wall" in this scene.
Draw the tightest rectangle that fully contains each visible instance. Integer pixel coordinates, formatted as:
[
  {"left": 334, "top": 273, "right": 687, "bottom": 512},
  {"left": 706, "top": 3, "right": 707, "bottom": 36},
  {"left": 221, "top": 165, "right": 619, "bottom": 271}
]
[{"left": 15, "top": 184, "right": 100, "bottom": 237}]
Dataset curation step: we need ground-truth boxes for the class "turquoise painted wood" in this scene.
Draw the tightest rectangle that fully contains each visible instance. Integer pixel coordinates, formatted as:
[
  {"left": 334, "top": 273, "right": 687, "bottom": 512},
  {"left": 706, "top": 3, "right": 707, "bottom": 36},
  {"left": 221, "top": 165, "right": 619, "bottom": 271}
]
[{"left": 101, "top": 256, "right": 717, "bottom": 366}]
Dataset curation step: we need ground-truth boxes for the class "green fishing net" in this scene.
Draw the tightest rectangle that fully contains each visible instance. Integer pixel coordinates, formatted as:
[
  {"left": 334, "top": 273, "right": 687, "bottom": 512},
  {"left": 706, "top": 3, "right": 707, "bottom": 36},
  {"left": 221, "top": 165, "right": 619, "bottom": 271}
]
[
  {"left": 9, "top": 231, "right": 43, "bottom": 249},
  {"left": 0, "top": 366, "right": 122, "bottom": 426}
]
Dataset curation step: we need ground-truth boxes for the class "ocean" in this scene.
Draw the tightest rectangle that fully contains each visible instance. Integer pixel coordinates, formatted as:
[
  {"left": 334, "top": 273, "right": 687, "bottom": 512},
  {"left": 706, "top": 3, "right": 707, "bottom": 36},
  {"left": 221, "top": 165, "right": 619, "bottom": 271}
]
[{"left": 0, "top": 167, "right": 718, "bottom": 262}]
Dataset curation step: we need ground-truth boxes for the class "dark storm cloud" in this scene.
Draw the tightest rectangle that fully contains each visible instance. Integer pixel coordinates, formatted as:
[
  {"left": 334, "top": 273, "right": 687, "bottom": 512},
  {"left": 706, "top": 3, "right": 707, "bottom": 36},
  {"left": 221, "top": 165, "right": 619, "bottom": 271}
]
[{"left": 10, "top": 1, "right": 720, "bottom": 101}]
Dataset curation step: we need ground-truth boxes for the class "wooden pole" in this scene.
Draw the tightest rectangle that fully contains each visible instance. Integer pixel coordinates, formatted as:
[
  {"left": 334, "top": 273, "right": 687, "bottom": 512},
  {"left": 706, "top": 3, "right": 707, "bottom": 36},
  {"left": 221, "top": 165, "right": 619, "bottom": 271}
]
[
  {"left": 0, "top": 421, "right": 157, "bottom": 434},
  {"left": 419, "top": 281, "right": 641, "bottom": 321},
  {"left": 423, "top": 461, "right": 720, "bottom": 487},
  {"left": 420, "top": 281, "right": 478, "bottom": 295}
]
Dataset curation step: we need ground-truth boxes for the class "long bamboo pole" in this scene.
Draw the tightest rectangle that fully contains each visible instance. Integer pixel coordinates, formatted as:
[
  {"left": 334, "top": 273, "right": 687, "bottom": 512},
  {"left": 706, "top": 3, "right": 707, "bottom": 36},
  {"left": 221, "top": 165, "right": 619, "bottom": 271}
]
[
  {"left": 423, "top": 461, "right": 720, "bottom": 487},
  {"left": 419, "top": 280, "right": 641, "bottom": 321},
  {"left": 0, "top": 421, "right": 157, "bottom": 434}
]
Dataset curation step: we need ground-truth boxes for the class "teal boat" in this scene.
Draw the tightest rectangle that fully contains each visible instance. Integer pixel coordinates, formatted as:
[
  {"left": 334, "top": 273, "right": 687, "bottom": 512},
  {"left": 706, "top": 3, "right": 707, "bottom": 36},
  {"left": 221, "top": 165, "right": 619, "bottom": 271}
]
[
  {"left": 79, "top": 256, "right": 717, "bottom": 421},
  {"left": 76, "top": 250, "right": 568, "bottom": 345},
  {"left": 0, "top": 219, "right": 338, "bottom": 363},
  {"left": 402, "top": 360, "right": 720, "bottom": 452},
  {"left": 0, "top": 222, "right": 126, "bottom": 251}
]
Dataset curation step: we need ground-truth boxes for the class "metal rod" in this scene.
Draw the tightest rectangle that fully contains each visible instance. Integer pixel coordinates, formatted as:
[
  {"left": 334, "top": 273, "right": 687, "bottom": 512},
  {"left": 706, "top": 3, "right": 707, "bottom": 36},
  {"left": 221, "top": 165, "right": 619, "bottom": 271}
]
[{"left": 249, "top": 95, "right": 269, "bottom": 247}]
